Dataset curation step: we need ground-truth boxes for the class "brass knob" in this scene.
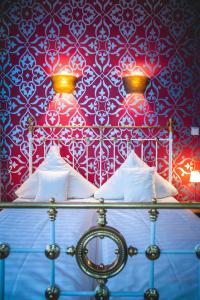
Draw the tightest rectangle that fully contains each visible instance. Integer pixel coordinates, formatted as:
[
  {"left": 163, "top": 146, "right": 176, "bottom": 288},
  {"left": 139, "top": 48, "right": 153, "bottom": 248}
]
[{"left": 66, "top": 245, "right": 76, "bottom": 256}]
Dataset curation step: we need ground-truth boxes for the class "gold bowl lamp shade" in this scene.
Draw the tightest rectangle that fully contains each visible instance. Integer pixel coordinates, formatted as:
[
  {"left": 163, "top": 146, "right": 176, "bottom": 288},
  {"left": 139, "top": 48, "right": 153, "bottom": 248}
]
[
  {"left": 123, "top": 75, "right": 150, "bottom": 94},
  {"left": 51, "top": 74, "right": 77, "bottom": 93}
]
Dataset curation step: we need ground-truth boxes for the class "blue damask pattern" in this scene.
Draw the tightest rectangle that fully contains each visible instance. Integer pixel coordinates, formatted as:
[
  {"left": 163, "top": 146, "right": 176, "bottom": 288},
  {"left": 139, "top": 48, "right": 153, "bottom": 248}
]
[
  {"left": 8, "top": 51, "right": 47, "bottom": 98},
  {"left": 157, "top": 55, "right": 193, "bottom": 100},
  {"left": 7, "top": 0, "right": 47, "bottom": 38},
  {"left": 132, "top": 20, "right": 173, "bottom": 73},
  {"left": 1, "top": 0, "right": 199, "bottom": 201}
]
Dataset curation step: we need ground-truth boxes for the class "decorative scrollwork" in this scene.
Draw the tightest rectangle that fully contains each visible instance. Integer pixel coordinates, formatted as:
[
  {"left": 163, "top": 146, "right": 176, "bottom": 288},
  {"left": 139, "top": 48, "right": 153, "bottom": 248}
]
[
  {"left": 75, "top": 225, "right": 129, "bottom": 279},
  {"left": 0, "top": 243, "right": 10, "bottom": 259},
  {"left": 45, "top": 244, "right": 60, "bottom": 260},
  {"left": 144, "top": 288, "right": 159, "bottom": 300},
  {"left": 45, "top": 286, "right": 60, "bottom": 300},
  {"left": 145, "top": 245, "right": 160, "bottom": 260}
]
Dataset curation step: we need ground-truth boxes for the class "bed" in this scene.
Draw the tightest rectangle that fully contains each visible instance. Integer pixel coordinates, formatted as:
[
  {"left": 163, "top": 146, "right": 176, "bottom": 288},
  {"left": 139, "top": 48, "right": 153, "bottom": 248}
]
[
  {"left": 1, "top": 198, "right": 200, "bottom": 300},
  {"left": 0, "top": 120, "right": 200, "bottom": 300}
]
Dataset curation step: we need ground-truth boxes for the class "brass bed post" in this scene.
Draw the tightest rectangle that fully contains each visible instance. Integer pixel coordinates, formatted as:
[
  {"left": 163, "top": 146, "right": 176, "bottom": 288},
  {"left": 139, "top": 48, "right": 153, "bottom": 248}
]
[
  {"left": 99, "top": 128, "right": 103, "bottom": 187},
  {"left": 112, "top": 137, "right": 117, "bottom": 173},
  {"left": 144, "top": 199, "right": 160, "bottom": 300},
  {"left": 45, "top": 198, "right": 60, "bottom": 300},
  {"left": 196, "top": 246, "right": 200, "bottom": 299},
  {"left": 86, "top": 138, "right": 90, "bottom": 180}
]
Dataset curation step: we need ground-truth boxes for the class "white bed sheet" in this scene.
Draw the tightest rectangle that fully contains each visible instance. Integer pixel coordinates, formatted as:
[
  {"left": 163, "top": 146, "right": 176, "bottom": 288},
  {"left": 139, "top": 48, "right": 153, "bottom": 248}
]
[
  {"left": 0, "top": 198, "right": 97, "bottom": 300},
  {"left": 99, "top": 201, "right": 200, "bottom": 300},
  {"left": 1, "top": 197, "right": 200, "bottom": 300}
]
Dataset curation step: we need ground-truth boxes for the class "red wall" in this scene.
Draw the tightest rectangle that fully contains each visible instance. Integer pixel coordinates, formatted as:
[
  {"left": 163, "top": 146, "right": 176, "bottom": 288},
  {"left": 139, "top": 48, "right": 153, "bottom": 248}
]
[{"left": 1, "top": 0, "right": 200, "bottom": 201}]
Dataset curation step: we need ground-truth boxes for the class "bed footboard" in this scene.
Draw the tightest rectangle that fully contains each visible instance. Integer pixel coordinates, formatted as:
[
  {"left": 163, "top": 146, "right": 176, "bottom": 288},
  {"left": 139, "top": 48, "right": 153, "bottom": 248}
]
[{"left": 0, "top": 200, "right": 200, "bottom": 300}]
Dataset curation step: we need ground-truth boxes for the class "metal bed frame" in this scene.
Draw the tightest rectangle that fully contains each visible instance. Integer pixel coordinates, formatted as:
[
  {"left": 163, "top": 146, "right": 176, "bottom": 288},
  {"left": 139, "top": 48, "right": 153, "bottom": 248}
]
[
  {"left": 0, "top": 118, "right": 200, "bottom": 300},
  {"left": 27, "top": 117, "right": 173, "bottom": 185}
]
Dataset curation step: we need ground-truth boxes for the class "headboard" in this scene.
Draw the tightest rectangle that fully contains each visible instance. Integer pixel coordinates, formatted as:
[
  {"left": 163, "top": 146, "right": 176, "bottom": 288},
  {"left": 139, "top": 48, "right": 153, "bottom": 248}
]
[{"left": 28, "top": 118, "right": 173, "bottom": 187}]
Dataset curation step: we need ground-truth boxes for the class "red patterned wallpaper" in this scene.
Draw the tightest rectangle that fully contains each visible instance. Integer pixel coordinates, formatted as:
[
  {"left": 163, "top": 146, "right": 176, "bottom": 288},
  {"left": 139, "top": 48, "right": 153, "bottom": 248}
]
[{"left": 0, "top": 0, "right": 200, "bottom": 201}]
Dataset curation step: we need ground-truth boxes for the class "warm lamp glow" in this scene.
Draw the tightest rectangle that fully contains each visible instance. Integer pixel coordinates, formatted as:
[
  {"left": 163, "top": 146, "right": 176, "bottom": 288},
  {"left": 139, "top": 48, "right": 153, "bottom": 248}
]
[
  {"left": 122, "top": 75, "right": 150, "bottom": 94},
  {"left": 51, "top": 74, "right": 77, "bottom": 93},
  {"left": 190, "top": 171, "right": 200, "bottom": 183}
]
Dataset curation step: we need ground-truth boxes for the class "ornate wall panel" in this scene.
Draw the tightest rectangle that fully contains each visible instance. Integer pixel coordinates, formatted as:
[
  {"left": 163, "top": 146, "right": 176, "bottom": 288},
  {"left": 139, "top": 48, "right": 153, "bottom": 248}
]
[{"left": 0, "top": 0, "right": 199, "bottom": 201}]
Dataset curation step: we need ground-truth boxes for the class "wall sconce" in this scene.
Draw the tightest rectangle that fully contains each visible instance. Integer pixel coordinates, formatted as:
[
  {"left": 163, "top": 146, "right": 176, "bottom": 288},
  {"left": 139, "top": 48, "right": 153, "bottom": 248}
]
[
  {"left": 51, "top": 74, "right": 77, "bottom": 93},
  {"left": 122, "top": 75, "right": 150, "bottom": 94},
  {"left": 190, "top": 170, "right": 200, "bottom": 201}
]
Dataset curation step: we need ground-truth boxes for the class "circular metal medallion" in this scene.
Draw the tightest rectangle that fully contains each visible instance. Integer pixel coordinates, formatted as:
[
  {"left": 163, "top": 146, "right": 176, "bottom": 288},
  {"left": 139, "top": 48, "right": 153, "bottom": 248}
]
[{"left": 75, "top": 225, "right": 128, "bottom": 279}]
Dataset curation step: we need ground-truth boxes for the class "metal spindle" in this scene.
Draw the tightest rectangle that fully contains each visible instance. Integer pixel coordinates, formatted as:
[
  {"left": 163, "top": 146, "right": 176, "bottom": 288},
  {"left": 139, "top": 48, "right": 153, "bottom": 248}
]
[
  {"left": 48, "top": 199, "right": 58, "bottom": 288},
  {"left": 72, "top": 139, "right": 75, "bottom": 169},
  {"left": 149, "top": 221, "right": 156, "bottom": 289},
  {"left": 198, "top": 261, "right": 200, "bottom": 299},
  {"left": 141, "top": 141, "right": 144, "bottom": 161},
  {"left": 100, "top": 129, "right": 103, "bottom": 187},
  {"left": 169, "top": 132, "right": 173, "bottom": 183},
  {"left": 155, "top": 139, "right": 158, "bottom": 171},
  {"left": 28, "top": 133, "right": 33, "bottom": 176},
  {"left": 0, "top": 260, "right": 5, "bottom": 300},
  {"left": 113, "top": 138, "right": 116, "bottom": 173},
  {"left": 149, "top": 261, "right": 155, "bottom": 289},
  {"left": 126, "top": 139, "right": 130, "bottom": 157},
  {"left": 86, "top": 139, "right": 89, "bottom": 180}
]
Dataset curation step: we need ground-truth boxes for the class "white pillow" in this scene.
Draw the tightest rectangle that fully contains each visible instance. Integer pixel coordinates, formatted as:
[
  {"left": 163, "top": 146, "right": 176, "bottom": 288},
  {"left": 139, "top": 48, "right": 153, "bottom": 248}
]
[
  {"left": 122, "top": 167, "right": 155, "bottom": 202},
  {"left": 125, "top": 150, "right": 178, "bottom": 198},
  {"left": 15, "top": 145, "right": 97, "bottom": 199},
  {"left": 35, "top": 170, "right": 69, "bottom": 202},
  {"left": 94, "top": 150, "right": 178, "bottom": 199}
]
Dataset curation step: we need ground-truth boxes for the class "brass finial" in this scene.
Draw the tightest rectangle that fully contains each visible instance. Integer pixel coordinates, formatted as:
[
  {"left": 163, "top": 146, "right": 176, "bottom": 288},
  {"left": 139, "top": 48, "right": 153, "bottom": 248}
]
[
  {"left": 66, "top": 246, "right": 76, "bottom": 256},
  {"left": 128, "top": 246, "right": 138, "bottom": 257}
]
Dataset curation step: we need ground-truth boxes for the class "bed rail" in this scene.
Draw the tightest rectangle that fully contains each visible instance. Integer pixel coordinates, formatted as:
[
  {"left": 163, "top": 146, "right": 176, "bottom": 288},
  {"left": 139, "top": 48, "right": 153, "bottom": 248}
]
[
  {"left": 0, "top": 202, "right": 200, "bottom": 210},
  {"left": 0, "top": 200, "right": 200, "bottom": 300}
]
